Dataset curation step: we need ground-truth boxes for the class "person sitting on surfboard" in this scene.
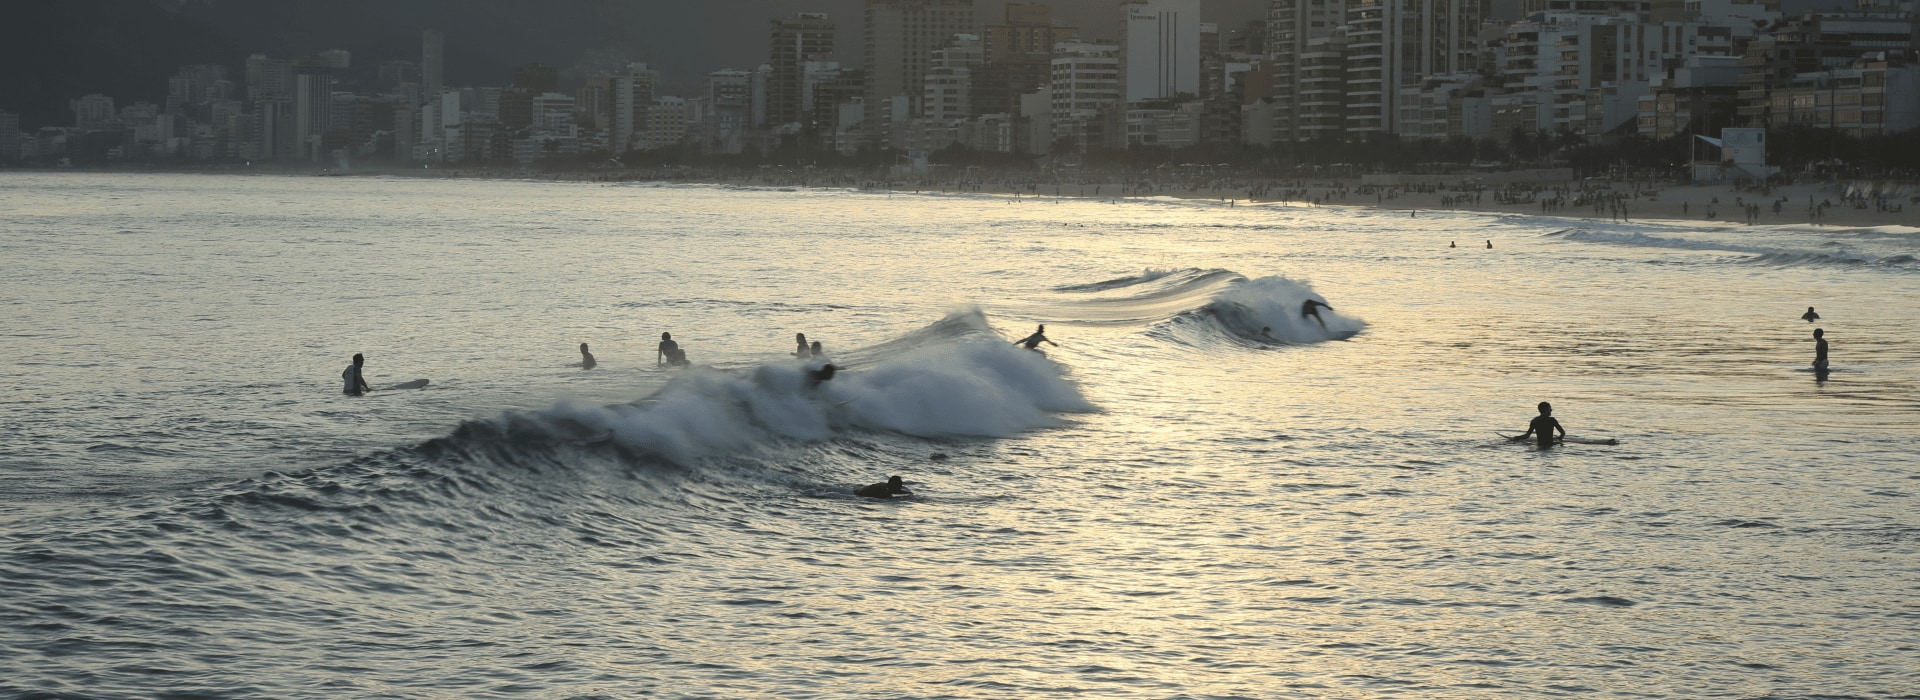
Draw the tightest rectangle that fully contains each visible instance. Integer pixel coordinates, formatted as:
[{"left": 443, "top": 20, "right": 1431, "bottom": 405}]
[
  {"left": 578, "top": 343, "right": 596, "bottom": 370},
  {"left": 1801, "top": 307, "right": 1820, "bottom": 322},
  {"left": 810, "top": 341, "right": 824, "bottom": 358},
  {"left": 854, "top": 476, "right": 911, "bottom": 499},
  {"left": 1300, "top": 299, "right": 1333, "bottom": 330},
  {"left": 1812, "top": 328, "right": 1829, "bottom": 372},
  {"left": 657, "top": 332, "right": 688, "bottom": 368},
  {"left": 1513, "top": 401, "right": 1565, "bottom": 448},
  {"left": 792, "top": 333, "right": 810, "bottom": 357},
  {"left": 342, "top": 353, "right": 372, "bottom": 395},
  {"left": 1015, "top": 325, "right": 1057, "bottom": 351}
]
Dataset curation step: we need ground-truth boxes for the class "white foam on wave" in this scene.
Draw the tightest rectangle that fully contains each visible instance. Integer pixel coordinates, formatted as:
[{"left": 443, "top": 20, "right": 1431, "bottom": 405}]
[
  {"left": 534, "top": 333, "right": 1093, "bottom": 464},
  {"left": 1554, "top": 228, "right": 1917, "bottom": 267},
  {"left": 1211, "top": 275, "right": 1367, "bottom": 343}
]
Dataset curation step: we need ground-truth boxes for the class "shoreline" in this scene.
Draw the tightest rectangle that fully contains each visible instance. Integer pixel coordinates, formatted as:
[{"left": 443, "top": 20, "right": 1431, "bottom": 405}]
[{"left": 10, "top": 163, "right": 1918, "bottom": 230}]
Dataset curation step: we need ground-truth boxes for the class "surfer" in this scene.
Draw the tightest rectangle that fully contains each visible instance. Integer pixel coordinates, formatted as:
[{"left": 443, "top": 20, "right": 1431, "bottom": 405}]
[
  {"left": 1513, "top": 401, "right": 1565, "bottom": 448},
  {"left": 1812, "top": 328, "right": 1829, "bottom": 372},
  {"left": 1300, "top": 299, "right": 1333, "bottom": 331},
  {"left": 1486, "top": 239, "right": 1493, "bottom": 249},
  {"left": 341, "top": 353, "right": 372, "bottom": 395},
  {"left": 854, "top": 476, "right": 912, "bottom": 499},
  {"left": 657, "top": 332, "right": 688, "bottom": 368},
  {"left": 578, "top": 343, "right": 596, "bottom": 370},
  {"left": 810, "top": 341, "right": 824, "bottom": 358},
  {"left": 1260, "top": 326, "right": 1276, "bottom": 341},
  {"left": 1801, "top": 307, "right": 1820, "bottom": 322},
  {"left": 1450, "top": 241, "right": 1456, "bottom": 248},
  {"left": 808, "top": 363, "right": 837, "bottom": 387},
  {"left": 1014, "top": 325, "right": 1057, "bottom": 351},
  {"left": 792, "top": 333, "right": 810, "bottom": 357}
]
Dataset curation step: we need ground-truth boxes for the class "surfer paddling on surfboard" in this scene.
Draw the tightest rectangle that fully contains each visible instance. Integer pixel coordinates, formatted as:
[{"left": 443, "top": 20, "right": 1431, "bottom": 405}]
[
  {"left": 854, "top": 476, "right": 912, "bottom": 499},
  {"left": 1511, "top": 401, "right": 1566, "bottom": 448},
  {"left": 1014, "top": 325, "right": 1057, "bottom": 352},
  {"left": 342, "top": 353, "right": 373, "bottom": 395},
  {"left": 1801, "top": 307, "right": 1820, "bottom": 322}
]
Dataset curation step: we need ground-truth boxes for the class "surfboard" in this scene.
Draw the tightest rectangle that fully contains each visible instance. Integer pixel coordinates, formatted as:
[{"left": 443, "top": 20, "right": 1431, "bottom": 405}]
[
  {"left": 1328, "top": 330, "right": 1360, "bottom": 341},
  {"left": 1497, "top": 432, "right": 1617, "bottom": 445},
  {"left": 382, "top": 379, "right": 429, "bottom": 390}
]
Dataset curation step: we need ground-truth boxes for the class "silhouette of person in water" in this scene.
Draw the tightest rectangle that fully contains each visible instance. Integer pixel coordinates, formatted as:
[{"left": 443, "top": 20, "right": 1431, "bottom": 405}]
[
  {"left": 1260, "top": 326, "right": 1276, "bottom": 340},
  {"left": 1486, "top": 239, "right": 1494, "bottom": 249},
  {"left": 1801, "top": 307, "right": 1820, "bottom": 322},
  {"left": 1812, "top": 328, "right": 1829, "bottom": 372},
  {"left": 854, "top": 475, "right": 912, "bottom": 499},
  {"left": 578, "top": 343, "right": 596, "bottom": 370},
  {"left": 810, "top": 341, "right": 824, "bottom": 358},
  {"left": 793, "top": 333, "right": 810, "bottom": 357},
  {"left": 658, "top": 332, "right": 688, "bottom": 368},
  {"left": 1514, "top": 401, "right": 1565, "bottom": 448},
  {"left": 808, "top": 363, "right": 837, "bottom": 387},
  {"left": 1300, "top": 299, "right": 1333, "bottom": 330},
  {"left": 1450, "top": 241, "right": 1457, "bottom": 248},
  {"left": 342, "top": 353, "right": 372, "bottom": 395},
  {"left": 1015, "top": 324, "right": 1057, "bottom": 351}
]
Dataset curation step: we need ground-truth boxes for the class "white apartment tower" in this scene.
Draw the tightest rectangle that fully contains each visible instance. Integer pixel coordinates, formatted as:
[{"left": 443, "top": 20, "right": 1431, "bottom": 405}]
[
  {"left": 1122, "top": 0, "right": 1203, "bottom": 102},
  {"left": 1051, "top": 41, "right": 1122, "bottom": 144}
]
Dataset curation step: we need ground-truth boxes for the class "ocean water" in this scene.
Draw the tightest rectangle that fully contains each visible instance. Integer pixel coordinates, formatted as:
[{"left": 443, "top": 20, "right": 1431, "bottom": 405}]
[{"left": 1, "top": 172, "right": 1916, "bottom": 699}]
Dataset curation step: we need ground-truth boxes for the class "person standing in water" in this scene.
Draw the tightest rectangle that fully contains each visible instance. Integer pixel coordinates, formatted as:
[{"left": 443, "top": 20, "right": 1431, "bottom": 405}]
[
  {"left": 578, "top": 343, "right": 596, "bottom": 370},
  {"left": 1513, "top": 401, "right": 1565, "bottom": 448},
  {"left": 1801, "top": 307, "right": 1820, "bottom": 322},
  {"left": 1486, "top": 239, "right": 1494, "bottom": 249},
  {"left": 342, "top": 353, "right": 372, "bottom": 395},
  {"left": 792, "top": 333, "right": 810, "bottom": 357},
  {"left": 1300, "top": 298, "right": 1333, "bottom": 330},
  {"left": 1014, "top": 324, "right": 1057, "bottom": 351},
  {"left": 1812, "top": 328, "right": 1829, "bottom": 372},
  {"left": 809, "top": 341, "right": 824, "bottom": 358},
  {"left": 658, "top": 332, "right": 688, "bottom": 368}
]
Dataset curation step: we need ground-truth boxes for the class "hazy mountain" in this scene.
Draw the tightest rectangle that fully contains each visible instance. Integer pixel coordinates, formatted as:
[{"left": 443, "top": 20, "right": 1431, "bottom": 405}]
[{"left": 2, "top": 0, "right": 1267, "bottom": 129}]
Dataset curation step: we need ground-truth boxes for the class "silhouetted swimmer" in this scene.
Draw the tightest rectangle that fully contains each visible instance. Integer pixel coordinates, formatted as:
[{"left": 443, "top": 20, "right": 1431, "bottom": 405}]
[
  {"left": 1450, "top": 241, "right": 1457, "bottom": 248},
  {"left": 1260, "top": 326, "right": 1276, "bottom": 340},
  {"left": 1801, "top": 307, "right": 1820, "bottom": 322},
  {"left": 1015, "top": 324, "right": 1057, "bottom": 351},
  {"left": 854, "top": 475, "right": 912, "bottom": 499},
  {"left": 342, "top": 353, "right": 372, "bottom": 395},
  {"left": 1486, "top": 239, "right": 1493, "bottom": 249},
  {"left": 658, "top": 332, "right": 688, "bottom": 368},
  {"left": 578, "top": 343, "right": 596, "bottom": 370},
  {"left": 807, "top": 363, "right": 837, "bottom": 387},
  {"left": 1513, "top": 401, "right": 1565, "bottom": 448},
  {"left": 793, "top": 333, "right": 810, "bottom": 357},
  {"left": 1813, "top": 328, "right": 1829, "bottom": 372},
  {"left": 1300, "top": 299, "right": 1333, "bottom": 330},
  {"left": 810, "top": 341, "right": 824, "bottom": 358}
]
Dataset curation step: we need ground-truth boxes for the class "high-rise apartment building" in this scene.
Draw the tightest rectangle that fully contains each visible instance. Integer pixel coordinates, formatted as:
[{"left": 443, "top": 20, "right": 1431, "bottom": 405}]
[
  {"left": 1267, "top": 0, "right": 1351, "bottom": 141},
  {"left": 924, "top": 35, "right": 984, "bottom": 120},
  {"left": 1121, "top": 0, "right": 1202, "bottom": 102},
  {"left": 246, "top": 54, "right": 295, "bottom": 102},
  {"left": 423, "top": 29, "right": 446, "bottom": 101},
  {"left": 770, "top": 13, "right": 837, "bottom": 128},
  {"left": 977, "top": 3, "right": 1077, "bottom": 117},
  {"left": 864, "top": 0, "right": 976, "bottom": 145},
  {"left": 1050, "top": 41, "right": 1122, "bottom": 147},
  {"left": 612, "top": 63, "right": 658, "bottom": 153},
  {"left": 293, "top": 59, "right": 334, "bottom": 161},
  {"left": 71, "top": 94, "right": 117, "bottom": 131},
  {"left": 1342, "top": 0, "right": 1479, "bottom": 134}
]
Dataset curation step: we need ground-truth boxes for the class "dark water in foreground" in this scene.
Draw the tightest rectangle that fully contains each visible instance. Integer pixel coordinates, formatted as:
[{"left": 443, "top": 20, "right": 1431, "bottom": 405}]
[{"left": 2, "top": 173, "right": 1916, "bottom": 698}]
